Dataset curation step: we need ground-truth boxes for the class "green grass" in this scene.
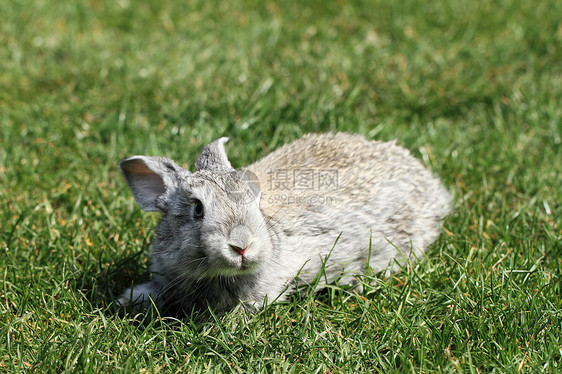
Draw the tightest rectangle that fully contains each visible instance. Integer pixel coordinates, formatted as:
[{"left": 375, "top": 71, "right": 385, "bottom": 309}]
[{"left": 1, "top": 0, "right": 561, "bottom": 372}]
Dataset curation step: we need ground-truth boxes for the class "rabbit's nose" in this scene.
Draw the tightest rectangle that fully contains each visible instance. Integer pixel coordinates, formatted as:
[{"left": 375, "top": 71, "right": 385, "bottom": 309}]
[
  {"left": 229, "top": 244, "right": 247, "bottom": 256},
  {"left": 228, "top": 225, "right": 252, "bottom": 256}
]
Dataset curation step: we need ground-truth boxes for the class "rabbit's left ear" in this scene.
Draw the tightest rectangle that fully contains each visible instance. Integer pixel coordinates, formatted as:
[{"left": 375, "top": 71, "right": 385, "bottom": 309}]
[{"left": 195, "top": 137, "right": 234, "bottom": 172}]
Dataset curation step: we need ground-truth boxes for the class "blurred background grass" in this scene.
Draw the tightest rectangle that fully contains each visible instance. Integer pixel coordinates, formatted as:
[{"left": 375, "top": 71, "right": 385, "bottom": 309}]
[{"left": 1, "top": 0, "right": 561, "bottom": 371}]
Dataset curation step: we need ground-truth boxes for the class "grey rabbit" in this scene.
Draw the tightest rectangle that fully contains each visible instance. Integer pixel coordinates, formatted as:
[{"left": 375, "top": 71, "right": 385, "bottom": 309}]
[{"left": 118, "top": 133, "right": 451, "bottom": 312}]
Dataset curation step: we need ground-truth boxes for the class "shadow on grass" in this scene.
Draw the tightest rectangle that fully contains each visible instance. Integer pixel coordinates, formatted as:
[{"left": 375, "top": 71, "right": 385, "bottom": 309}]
[{"left": 72, "top": 244, "right": 253, "bottom": 327}]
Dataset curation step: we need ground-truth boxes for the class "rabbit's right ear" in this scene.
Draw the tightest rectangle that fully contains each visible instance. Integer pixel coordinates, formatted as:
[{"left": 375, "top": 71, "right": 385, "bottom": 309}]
[{"left": 119, "top": 156, "right": 183, "bottom": 212}]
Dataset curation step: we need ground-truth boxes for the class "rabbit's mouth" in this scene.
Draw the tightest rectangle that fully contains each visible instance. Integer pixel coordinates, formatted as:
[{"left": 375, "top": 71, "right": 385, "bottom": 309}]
[
  {"left": 233, "top": 259, "right": 259, "bottom": 274},
  {"left": 211, "top": 257, "right": 260, "bottom": 277},
  {"left": 239, "top": 256, "right": 252, "bottom": 271}
]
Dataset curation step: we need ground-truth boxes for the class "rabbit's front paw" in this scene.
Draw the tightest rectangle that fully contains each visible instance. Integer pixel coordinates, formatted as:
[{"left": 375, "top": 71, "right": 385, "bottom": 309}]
[{"left": 117, "top": 282, "right": 160, "bottom": 310}]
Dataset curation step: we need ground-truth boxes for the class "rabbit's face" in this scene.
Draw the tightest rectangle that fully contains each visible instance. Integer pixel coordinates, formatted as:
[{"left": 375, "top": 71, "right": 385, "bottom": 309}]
[
  {"left": 152, "top": 170, "right": 273, "bottom": 280},
  {"left": 120, "top": 138, "right": 274, "bottom": 282}
]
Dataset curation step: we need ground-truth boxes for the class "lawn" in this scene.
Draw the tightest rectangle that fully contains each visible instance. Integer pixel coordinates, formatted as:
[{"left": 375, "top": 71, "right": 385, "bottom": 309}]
[{"left": 1, "top": 0, "right": 561, "bottom": 372}]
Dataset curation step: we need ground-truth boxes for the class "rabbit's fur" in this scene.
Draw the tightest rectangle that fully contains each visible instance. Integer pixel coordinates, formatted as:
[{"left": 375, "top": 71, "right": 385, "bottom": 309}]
[{"left": 118, "top": 133, "right": 451, "bottom": 313}]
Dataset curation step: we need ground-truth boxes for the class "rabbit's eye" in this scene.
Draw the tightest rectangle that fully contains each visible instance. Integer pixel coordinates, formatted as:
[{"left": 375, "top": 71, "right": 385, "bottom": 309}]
[{"left": 193, "top": 199, "right": 204, "bottom": 219}]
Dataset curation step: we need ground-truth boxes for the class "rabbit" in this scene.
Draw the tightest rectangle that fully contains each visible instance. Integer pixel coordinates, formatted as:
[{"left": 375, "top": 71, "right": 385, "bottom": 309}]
[{"left": 117, "top": 133, "right": 451, "bottom": 313}]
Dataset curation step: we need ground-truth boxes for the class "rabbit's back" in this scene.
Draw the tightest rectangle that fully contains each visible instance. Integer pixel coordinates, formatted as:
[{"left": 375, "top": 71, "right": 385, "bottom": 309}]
[{"left": 249, "top": 133, "right": 451, "bottom": 276}]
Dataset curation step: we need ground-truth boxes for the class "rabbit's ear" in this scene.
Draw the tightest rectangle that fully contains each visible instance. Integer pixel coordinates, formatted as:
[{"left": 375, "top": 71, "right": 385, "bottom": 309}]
[
  {"left": 195, "top": 137, "right": 234, "bottom": 172},
  {"left": 119, "top": 156, "right": 182, "bottom": 212}
]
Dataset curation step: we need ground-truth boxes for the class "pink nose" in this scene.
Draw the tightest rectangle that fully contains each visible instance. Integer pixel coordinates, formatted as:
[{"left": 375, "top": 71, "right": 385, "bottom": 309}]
[{"left": 229, "top": 244, "right": 247, "bottom": 256}]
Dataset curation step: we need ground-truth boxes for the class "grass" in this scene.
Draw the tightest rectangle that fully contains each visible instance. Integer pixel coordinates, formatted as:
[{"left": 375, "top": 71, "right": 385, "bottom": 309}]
[{"left": 1, "top": 0, "right": 561, "bottom": 372}]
